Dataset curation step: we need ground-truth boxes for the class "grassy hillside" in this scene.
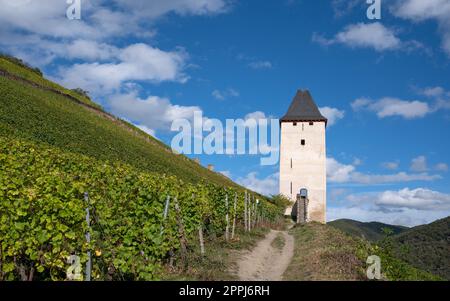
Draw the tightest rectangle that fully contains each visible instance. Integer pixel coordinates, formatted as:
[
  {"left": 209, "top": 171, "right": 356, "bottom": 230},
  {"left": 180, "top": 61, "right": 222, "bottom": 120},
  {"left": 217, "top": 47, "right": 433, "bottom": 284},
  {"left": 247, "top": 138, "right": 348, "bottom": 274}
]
[
  {"left": 329, "top": 219, "right": 408, "bottom": 242},
  {"left": 0, "top": 54, "right": 100, "bottom": 109},
  {"left": 390, "top": 217, "right": 450, "bottom": 280},
  {"left": 0, "top": 56, "right": 248, "bottom": 191},
  {"left": 284, "top": 223, "right": 441, "bottom": 281},
  {"left": 284, "top": 223, "right": 368, "bottom": 280},
  {"left": 0, "top": 135, "right": 282, "bottom": 280}
]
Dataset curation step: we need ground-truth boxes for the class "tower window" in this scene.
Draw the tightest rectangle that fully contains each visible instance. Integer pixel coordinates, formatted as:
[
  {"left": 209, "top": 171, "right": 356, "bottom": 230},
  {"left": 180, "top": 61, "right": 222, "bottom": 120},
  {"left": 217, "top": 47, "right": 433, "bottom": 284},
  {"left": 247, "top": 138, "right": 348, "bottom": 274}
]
[
  {"left": 301, "top": 139, "right": 305, "bottom": 146},
  {"left": 290, "top": 158, "right": 292, "bottom": 168},
  {"left": 290, "top": 182, "right": 292, "bottom": 194},
  {"left": 309, "top": 122, "right": 314, "bottom": 126},
  {"left": 293, "top": 122, "right": 297, "bottom": 126}
]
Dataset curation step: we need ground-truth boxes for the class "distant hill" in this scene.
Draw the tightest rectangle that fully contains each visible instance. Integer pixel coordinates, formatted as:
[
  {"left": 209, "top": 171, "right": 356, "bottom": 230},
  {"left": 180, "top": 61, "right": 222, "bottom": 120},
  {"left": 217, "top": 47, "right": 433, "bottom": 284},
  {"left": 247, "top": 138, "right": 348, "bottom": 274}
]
[
  {"left": 284, "top": 222, "right": 439, "bottom": 281},
  {"left": 391, "top": 216, "right": 450, "bottom": 280},
  {"left": 328, "top": 219, "right": 408, "bottom": 242},
  {"left": 329, "top": 217, "right": 450, "bottom": 280}
]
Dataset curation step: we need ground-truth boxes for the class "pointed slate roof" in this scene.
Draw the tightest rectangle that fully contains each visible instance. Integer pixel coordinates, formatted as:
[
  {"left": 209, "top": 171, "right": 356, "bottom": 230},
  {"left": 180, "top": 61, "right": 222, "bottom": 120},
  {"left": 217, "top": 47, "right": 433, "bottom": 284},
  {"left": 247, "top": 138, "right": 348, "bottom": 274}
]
[{"left": 281, "top": 90, "right": 327, "bottom": 125}]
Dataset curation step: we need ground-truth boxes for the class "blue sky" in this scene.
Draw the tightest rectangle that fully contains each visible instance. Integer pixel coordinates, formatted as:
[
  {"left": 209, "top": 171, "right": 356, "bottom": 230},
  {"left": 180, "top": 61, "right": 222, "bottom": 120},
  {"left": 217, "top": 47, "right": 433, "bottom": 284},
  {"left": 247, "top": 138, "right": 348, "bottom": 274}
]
[{"left": 1, "top": 0, "right": 449, "bottom": 226}]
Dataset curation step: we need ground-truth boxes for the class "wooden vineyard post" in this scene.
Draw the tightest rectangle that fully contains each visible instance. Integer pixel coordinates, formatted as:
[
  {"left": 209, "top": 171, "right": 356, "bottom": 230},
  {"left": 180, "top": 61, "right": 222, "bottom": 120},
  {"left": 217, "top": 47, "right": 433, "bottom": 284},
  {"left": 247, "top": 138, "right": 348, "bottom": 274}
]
[
  {"left": 174, "top": 198, "right": 188, "bottom": 270},
  {"left": 160, "top": 195, "right": 171, "bottom": 235},
  {"left": 84, "top": 192, "right": 91, "bottom": 282},
  {"left": 248, "top": 195, "right": 252, "bottom": 231},
  {"left": 225, "top": 193, "right": 230, "bottom": 241},
  {"left": 231, "top": 192, "right": 237, "bottom": 239},
  {"left": 255, "top": 199, "right": 259, "bottom": 227},
  {"left": 244, "top": 191, "right": 248, "bottom": 232},
  {"left": 198, "top": 224, "right": 205, "bottom": 256},
  {"left": 252, "top": 198, "right": 256, "bottom": 228}
]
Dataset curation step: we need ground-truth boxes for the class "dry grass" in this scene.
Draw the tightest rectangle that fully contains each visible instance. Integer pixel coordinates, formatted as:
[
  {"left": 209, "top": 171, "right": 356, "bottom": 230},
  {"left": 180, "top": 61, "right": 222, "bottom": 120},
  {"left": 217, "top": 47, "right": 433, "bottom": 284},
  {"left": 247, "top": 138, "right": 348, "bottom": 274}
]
[
  {"left": 283, "top": 222, "right": 367, "bottom": 281},
  {"left": 160, "top": 226, "right": 270, "bottom": 280},
  {"left": 270, "top": 232, "right": 286, "bottom": 251}
]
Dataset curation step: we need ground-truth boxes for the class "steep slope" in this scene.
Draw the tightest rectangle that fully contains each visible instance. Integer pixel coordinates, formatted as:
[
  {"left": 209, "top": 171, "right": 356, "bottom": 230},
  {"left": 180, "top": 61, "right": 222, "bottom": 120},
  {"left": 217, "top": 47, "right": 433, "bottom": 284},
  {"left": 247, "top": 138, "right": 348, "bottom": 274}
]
[
  {"left": 329, "top": 219, "right": 408, "bottom": 242},
  {"left": 390, "top": 216, "right": 450, "bottom": 280},
  {"left": 284, "top": 223, "right": 368, "bottom": 280},
  {"left": 283, "top": 223, "right": 440, "bottom": 281},
  {"left": 0, "top": 55, "right": 243, "bottom": 190}
]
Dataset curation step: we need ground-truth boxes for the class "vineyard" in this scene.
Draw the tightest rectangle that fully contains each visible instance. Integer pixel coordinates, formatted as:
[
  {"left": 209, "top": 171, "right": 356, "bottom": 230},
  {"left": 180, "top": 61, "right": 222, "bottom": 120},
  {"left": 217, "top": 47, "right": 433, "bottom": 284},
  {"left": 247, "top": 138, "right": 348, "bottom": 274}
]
[
  {"left": 0, "top": 61, "right": 248, "bottom": 190},
  {"left": 0, "top": 136, "right": 283, "bottom": 281}
]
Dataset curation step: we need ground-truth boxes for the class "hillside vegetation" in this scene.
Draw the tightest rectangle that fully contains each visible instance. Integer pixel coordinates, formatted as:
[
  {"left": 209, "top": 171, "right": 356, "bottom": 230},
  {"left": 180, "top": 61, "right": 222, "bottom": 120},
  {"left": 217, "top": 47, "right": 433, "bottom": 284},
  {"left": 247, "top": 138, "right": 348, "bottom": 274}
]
[
  {"left": 0, "top": 55, "right": 285, "bottom": 281},
  {"left": 390, "top": 217, "right": 450, "bottom": 280},
  {"left": 0, "top": 136, "right": 282, "bottom": 280},
  {"left": 329, "top": 218, "right": 449, "bottom": 280},
  {"left": 0, "top": 56, "right": 248, "bottom": 191},
  {"left": 329, "top": 219, "right": 408, "bottom": 242},
  {"left": 284, "top": 223, "right": 441, "bottom": 281}
]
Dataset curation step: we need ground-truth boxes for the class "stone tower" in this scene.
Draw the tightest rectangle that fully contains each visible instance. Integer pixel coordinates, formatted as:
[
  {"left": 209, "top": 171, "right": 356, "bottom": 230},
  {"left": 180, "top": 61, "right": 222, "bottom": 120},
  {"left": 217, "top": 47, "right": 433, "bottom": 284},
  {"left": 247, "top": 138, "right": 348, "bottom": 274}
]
[{"left": 279, "top": 90, "right": 327, "bottom": 223}]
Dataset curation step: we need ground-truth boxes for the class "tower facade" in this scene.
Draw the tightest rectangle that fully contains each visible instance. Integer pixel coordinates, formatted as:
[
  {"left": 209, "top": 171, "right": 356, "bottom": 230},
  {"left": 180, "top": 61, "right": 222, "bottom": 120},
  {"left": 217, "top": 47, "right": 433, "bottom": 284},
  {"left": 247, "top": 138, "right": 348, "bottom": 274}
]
[{"left": 279, "top": 90, "right": 327, "bottom": 223}]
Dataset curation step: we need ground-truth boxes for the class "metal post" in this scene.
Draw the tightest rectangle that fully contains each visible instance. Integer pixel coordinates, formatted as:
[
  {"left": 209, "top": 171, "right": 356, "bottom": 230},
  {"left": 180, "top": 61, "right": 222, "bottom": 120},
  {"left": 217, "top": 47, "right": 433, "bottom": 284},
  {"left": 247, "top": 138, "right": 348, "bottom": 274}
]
[
  {"left": 248, "top": 196, "right": 252, "bottom": 231},
  {"left": 84, "top": 192, "right": 91, "bottom": 281},
  {"left": 244, "top": 191, "right": 248, "bottom": 232},
  {"left": 160, "top": 195, "right": 171, "bottom": 235},
  {"left": 231, "top": 193, "right": 237, "bottom": 239},
  {"left": 225, "top": 193, "right": 229, "bottom": 241}
]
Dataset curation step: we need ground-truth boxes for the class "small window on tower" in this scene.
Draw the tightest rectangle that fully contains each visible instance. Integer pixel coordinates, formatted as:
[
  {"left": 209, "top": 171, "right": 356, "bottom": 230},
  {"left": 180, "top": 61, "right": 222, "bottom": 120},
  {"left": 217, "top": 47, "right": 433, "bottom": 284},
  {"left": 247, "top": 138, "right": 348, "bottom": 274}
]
[
  {"left": 293, "top": 122, "right": 297, "bottom": 126},
  {"left": 301, "top": 139, "right": 305, "bottom": 146},
  {"left": 309, "top": 122, "right": 314, "bottom": 126}
]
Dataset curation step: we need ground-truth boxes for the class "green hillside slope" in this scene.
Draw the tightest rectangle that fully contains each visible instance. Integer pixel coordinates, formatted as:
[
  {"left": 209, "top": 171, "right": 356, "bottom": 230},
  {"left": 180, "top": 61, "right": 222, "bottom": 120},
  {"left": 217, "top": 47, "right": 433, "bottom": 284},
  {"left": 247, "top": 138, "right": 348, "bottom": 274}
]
[
  {"left": 0, "top": 135, "right": 281, "bottom": 280},
  {"left": 284, "top": 223, "right": 441, "bottom": 281},
  {"left": 390, "top": 217, "right": 450, "bottom": 280},
  {"left": 329, "top": 219, "right": 408, "bottom": 242},
  {"left": 0, "top": 56, "right": 244, "bottom": 191}
]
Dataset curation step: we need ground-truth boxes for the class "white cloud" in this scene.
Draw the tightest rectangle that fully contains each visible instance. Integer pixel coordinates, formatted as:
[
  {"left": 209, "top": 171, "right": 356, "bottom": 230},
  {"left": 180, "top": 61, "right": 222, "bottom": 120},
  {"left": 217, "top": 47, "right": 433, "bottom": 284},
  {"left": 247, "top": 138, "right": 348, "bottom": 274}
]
[
  {"left": 219, "top": 170, "right": 231, "bottom": 178},
  {"left": 350, "top": 172, "right": 441, "bottom": 184},
  {"left": 421, "top": 86, "right": 445, "bottom": 98},
  {"left": 331, "top": 0, "right": 361, "bottom": 18},
  {"left": 57, "top": 43, "right": 188, "bottom": 93},
  {"left": 410, "top": 156, "right": 428, "bottom": 172},
  {"left": 376, "top": 188, "right": 450, "bottom": 211},
  {"left": 108, "top": 91, "right": 201, "bottom": 134},
  {"left": 328, "top": 187, "right": 450, "bottom": 226},
  {"left": 112, "top": 0, "right": 230, "bottom": 19},
  {"left": 391, "top": 0, "right": 450, "bottom": 56},
  {"left": 382, "top": 161, "right": 400, "bottom": 170},
  {"left": 352, "top": 158, "right": 363, "bottom": 166},
  {"left": 313, "top": 23, "right": 402, "bottom": 52},
  {"left": 0, "top": 0, "right": 229, "bottom": 41},
  {"left": 327, "top": 157, "right": 441, "bottom": 185},
  {"left": 319, "top": 107, "right": 345, "bottom": 126},
  {"left": 244, "top": 111, "right": 267, "bottom": 121},
  {"left": 328, "top": 205, "right": 449, "bottom": 227},
  {"left": 236, "top": 172, "right": 279, "bottom": 196},
  {"left": 64, "top": 40, "right": 119, "bottom": 61},
  {"left": 351, "top": 97, "right": 431, "bottom": 119},
  {"left": 0, "top": 0, "right": 230, "bottom": 73},
  {"left": 248, "top": 61, "right": 273, "bottom": 70},
  {"left": 135, "top": 124, "right": 157, "bottom": 138},
  {"left": 327, "top": 158, "right": 356, "bottom": 183},
  {"left": 435, "top": 163, "right": 449, "bottom": 172},
  {"left": 212, "top": 88, "right": 240, "bottom": 100},
  {"left": 329, "top": 188, "right": 348, "bottom": 201}
]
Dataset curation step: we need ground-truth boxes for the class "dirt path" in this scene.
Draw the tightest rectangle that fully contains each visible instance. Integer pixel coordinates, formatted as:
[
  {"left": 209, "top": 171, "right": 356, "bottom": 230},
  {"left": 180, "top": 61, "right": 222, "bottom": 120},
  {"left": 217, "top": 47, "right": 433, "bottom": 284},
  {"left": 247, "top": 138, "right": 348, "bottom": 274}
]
[{"left": 236, "top": 230, "right": 294, "bottom": 281}]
